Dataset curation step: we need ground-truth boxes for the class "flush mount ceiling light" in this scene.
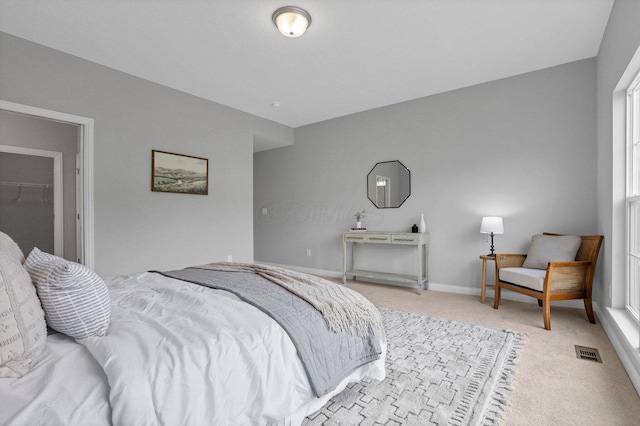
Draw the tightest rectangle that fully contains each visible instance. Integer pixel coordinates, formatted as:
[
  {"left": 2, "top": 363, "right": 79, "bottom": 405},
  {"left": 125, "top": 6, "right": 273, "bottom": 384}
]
[{"left": 272, "top": 6, "right": 311, "bottom": 38}]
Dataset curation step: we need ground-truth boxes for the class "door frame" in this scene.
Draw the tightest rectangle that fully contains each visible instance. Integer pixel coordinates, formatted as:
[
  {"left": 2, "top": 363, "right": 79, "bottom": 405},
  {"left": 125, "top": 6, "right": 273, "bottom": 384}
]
[
  {"left": 0, "top": 100, "right": 95, "bottom": 269},
  {"left": 0, "top": 144, "right": 64, "bottom": 257},
  {"left": 375, "top": 174, "right": 391, "bottom": 208}
]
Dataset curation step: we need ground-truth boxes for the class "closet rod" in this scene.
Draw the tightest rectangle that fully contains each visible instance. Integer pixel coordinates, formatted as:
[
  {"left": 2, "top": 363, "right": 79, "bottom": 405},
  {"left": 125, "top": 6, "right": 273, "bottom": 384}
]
[{"left": 0, "top": 181, "right": 53, "bottom": 189}]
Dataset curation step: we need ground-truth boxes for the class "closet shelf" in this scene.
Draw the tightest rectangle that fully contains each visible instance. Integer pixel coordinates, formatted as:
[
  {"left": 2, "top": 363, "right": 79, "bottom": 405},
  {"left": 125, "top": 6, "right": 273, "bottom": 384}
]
[{"left": 0, "top": 181, "right": 53, "bottom": 189}]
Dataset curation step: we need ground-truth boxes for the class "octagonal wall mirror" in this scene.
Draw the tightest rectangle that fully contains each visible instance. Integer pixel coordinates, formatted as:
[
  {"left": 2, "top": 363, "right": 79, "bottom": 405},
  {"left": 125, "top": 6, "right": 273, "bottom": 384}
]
[{"left": 367, "top": 160, "right": 411, "bottom": 208}]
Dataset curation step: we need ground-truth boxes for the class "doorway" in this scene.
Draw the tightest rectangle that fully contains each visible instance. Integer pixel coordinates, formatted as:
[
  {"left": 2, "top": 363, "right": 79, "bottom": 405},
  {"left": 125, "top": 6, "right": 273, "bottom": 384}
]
[{"left": 0, "top": 100, "right": 95, "bottom": 268}]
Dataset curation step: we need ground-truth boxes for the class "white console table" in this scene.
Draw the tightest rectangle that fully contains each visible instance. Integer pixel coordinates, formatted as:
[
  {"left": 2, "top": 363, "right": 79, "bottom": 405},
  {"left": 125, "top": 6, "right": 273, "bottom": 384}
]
[{"left": 342, "top": 231, "right": 429, "bottom": 294}]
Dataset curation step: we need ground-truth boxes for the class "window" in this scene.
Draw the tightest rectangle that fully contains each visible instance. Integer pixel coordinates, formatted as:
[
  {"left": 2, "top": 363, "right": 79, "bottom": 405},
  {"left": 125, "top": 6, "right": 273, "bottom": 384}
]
[{"left": 627, "top": 70, "right": 640, "bottom": 321}]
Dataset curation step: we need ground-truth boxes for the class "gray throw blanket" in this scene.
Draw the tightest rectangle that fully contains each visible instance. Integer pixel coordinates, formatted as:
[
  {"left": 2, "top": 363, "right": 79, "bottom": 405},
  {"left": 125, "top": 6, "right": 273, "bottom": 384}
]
[
  {"left": 195, "top": 262, "right": 384, "bottom": 337},
  {"left": 155, "top": 266, "right": 383, "bottom": 396}
]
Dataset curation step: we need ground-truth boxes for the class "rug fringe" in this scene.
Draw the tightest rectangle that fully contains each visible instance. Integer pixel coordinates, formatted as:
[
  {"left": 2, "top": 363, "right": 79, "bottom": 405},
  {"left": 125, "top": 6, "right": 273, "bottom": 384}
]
[{"left": 481, "top": 332, "right": 525, "bottom": 425}]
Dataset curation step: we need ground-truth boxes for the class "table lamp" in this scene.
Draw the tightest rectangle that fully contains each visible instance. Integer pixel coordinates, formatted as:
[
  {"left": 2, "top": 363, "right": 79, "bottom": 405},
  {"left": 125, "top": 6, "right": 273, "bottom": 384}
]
[{"left": 480, "top": 217, "right": 504, "bottom": 257}]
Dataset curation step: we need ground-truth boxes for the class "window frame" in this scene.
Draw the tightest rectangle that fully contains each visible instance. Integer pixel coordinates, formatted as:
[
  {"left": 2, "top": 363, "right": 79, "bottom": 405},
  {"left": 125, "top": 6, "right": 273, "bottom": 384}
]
[{"left": 626, "top": 71, "right": 640, "bottom": 321}]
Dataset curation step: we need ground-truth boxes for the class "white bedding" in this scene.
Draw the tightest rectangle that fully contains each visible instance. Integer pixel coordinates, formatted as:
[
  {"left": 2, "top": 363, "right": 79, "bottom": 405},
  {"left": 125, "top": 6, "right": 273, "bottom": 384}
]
[
  {"left": 0, "top": 271, "right": 385, "bottom": 425},
  {"left": 0, "top": 333, "right": 111, "bottom": 425}
]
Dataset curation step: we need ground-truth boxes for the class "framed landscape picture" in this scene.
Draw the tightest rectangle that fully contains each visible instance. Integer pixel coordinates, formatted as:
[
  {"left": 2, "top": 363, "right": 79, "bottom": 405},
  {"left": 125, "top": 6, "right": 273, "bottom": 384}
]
[{"left": 151, "top": 150, "right": 208, "bottom": 195}]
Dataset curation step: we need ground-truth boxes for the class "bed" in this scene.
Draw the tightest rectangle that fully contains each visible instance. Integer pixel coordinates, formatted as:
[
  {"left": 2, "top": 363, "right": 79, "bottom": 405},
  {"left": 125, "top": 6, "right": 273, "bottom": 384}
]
[{"left": 0, "top": 233, "right": 386, "bottom": 426}]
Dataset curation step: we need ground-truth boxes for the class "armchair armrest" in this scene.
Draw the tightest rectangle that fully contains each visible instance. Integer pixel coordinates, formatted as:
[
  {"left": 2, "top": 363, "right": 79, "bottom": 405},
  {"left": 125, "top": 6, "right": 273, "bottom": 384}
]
[
  {"left": 545, "top": 261, "right": 592, "bottom": 293},
  {"left": 495, "top": 254, "right": 526, "bottom": 269}
]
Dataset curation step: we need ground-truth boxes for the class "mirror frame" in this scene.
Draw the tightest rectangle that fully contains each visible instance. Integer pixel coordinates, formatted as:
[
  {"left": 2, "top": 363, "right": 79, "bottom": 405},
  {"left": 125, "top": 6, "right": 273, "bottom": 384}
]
[{"left": 366, "top": 160, "right": 411, "bottom": 209}]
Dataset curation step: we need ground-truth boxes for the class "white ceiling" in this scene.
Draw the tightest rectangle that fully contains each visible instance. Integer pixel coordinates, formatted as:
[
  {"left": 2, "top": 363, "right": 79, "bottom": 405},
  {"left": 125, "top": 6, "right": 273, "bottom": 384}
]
[{"left": 0, "top": 0, "right": 614, "bottom": 129}]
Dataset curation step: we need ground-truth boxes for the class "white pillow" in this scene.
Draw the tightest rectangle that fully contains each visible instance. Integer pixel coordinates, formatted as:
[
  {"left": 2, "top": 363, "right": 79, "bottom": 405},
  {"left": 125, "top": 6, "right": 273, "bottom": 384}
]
[
  {"left": 522, "top": 234, "right": 582, "bottom": 270},
  {"left": 0, "top": 231, "right": 25, "bottom": 264},
  {"left": 24, "top": 248, "right": 111, "bottom": 339},
  {"left": 0, "top": 250, "right": 47, "bottom": 378}
]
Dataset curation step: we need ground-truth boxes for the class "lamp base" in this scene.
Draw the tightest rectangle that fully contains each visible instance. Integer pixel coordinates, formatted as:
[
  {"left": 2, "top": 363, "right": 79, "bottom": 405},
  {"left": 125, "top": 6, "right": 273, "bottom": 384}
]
[{"left": 488, "top": 232, "right": 496, "bottom": 256}]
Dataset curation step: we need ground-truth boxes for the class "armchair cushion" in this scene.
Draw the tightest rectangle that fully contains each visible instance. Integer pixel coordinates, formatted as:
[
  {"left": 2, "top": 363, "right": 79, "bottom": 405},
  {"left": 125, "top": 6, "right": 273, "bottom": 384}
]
[
  {"left": 522, "top": 234, "right": 581, "bottom": 269},
  {"left": 499, "top": 267, "right": 547, "bottom": 291}
]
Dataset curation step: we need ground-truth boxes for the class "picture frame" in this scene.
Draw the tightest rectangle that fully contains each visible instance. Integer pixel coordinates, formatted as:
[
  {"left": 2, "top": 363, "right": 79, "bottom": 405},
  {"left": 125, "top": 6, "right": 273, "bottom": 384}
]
[{"left": 151, "top": 150, "right": 208, "bottom": 195}]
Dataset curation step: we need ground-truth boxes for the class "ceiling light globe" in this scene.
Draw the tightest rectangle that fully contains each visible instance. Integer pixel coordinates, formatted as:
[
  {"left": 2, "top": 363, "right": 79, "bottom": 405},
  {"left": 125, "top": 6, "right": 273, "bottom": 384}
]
[{"left": 272, "top": 6, "right": 311, "bottom": 38}]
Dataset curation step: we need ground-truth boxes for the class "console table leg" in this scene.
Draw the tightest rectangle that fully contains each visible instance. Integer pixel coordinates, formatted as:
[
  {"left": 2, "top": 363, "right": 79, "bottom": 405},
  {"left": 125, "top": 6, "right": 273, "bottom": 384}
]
[
  {"left": 416, "top": 244, "right": 423, "bottom": 295},
  {"left": 342, "top": 240, "right": 347, "bottom": 284}
]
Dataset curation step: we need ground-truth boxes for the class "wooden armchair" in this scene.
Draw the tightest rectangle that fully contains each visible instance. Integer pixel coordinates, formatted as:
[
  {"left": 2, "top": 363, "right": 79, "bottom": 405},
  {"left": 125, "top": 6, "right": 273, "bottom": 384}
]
[{"left": 492, "top": 233, "right": 603, "bottom": 330}]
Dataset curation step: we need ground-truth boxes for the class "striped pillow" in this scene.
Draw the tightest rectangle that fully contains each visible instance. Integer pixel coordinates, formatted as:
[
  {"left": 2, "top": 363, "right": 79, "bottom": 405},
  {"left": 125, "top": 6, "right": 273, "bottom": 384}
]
[{"left": 24, "top": 248, "right": 111, "bottom": 339}]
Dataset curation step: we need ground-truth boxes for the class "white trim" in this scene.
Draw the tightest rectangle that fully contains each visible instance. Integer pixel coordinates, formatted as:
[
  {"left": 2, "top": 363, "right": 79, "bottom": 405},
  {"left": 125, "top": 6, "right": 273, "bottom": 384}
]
[
  {"left": 420, "top": 281, "right": 584, "bottom": 307},
  {"left": 609, "top": 45, "right": 640, "bottom": 397},
  {"left": 76, "top": 153, "right": 82, "bottom": 263},
  {"left": 627, "top": 71, "right": 640, "bottom": 319},
  {"left": 0, "top": 100, "right": 95, "bottom": 269},
  {"left": 597, "top": 305, "right": 640, "bottom": 396},
  {"left": 0, "top": 145, "right": 64, "bottom": 257},
  {"left": 259, "top": 262, "right": 585, "bottom": 308}
]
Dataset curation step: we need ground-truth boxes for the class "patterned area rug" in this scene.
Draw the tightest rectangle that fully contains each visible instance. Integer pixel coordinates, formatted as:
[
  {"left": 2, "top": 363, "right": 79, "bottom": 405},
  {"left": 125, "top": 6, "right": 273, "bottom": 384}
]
[{"left": 305, "top": 308, "right": 523, "bottom": 426}]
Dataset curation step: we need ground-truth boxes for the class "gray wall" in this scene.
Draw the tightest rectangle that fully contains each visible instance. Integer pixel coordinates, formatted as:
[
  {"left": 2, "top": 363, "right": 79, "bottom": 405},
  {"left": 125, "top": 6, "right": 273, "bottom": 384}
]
[
  {"left": 0, "top": 32, "right": 293, "bottom": 276},
  {"left": 596, "top": 0, "right": 640, "bottom": 308},
  {"left": 0, "top": 110, "right": 78, "bottom": 261},
  {"left": 255, "top": 58, "right": 598, "bottom": 291}
]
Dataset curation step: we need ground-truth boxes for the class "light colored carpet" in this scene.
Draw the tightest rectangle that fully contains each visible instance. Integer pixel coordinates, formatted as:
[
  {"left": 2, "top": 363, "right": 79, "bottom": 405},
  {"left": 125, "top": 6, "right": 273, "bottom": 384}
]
[
  {"left": 305, "top": 308, "right": 522, "bottom": 426},
  {"left": 340, "top": 280, "right": 640, "bottom": 426}
]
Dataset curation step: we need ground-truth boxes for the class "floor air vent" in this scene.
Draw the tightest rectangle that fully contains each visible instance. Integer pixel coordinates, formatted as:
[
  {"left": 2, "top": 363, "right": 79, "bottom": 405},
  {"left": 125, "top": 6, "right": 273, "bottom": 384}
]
[{"left": 575, "top": 345, "right": 602, "bottom": 363}]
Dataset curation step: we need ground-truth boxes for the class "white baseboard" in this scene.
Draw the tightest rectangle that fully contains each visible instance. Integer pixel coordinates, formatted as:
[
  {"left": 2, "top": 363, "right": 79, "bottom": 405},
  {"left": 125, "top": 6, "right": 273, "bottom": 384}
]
[
  {"left": 427, "top": 281, "right": 583, "bottom": 307},
  {"left": 259, "top": 262, "right": 583, "bottom": 308},
  {"left": 595, "top": 305, "right": 640, "bottom": 396}
]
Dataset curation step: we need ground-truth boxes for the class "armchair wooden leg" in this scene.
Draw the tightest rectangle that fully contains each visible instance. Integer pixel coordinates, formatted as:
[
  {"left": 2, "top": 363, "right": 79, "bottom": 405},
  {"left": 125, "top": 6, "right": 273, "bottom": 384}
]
[
  {"left": 584, "top": 298, "right": 596, "bottom": 324},
  {"left": 493, "top": 285, "right": 501, "bottom": 309},
  {"left": 543, "top": 300, "right": 551, "bottom": 330}
]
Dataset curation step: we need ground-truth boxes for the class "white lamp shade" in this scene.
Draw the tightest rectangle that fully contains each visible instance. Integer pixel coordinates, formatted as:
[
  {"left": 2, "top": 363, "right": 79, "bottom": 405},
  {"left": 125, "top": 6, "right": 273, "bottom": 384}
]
[
  {"left": 273, "top": 7, "right": 311, "bottom": 38},
  {"left": 480, "top": 217, "right": 504, "bottom": 234}
]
